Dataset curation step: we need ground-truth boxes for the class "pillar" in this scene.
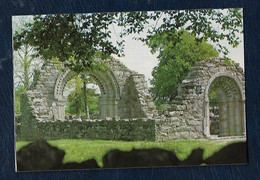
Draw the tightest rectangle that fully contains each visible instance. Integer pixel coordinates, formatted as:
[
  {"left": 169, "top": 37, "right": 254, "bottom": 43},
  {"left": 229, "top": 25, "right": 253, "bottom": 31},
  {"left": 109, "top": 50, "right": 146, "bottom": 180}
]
[
  {"left": 203, "top": 98, "right": 210, "bottom": 137},
  {"left": 227, "top": 100, "right": 235, "bottom": 135},
  {"left": 241, "top": 100, "right": 246, "bottom": 135},
  {"left": 219, "top": 101, "right": 228, "bottom": 136},
  {"left": 56, "top": 99, "right": 66, "bottom": 120},
  {"left": 234, "top": 99, "right": 241, "bottom": 135},
  {"left": 99, "top": 97, "right": 118, "bottom": 119}
]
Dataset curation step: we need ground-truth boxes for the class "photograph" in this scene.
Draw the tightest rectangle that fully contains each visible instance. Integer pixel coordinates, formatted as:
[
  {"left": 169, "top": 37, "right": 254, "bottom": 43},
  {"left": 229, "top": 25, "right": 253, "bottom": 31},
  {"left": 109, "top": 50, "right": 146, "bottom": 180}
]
[
  {"left": 12, "top": 8, "right": 248, "bottom": 171},
  {"left": 13, "top": 8, "right": 248, "bottom": 172},
  {"left": 2, "top": 0, "right": 260, "bottom": 178}
]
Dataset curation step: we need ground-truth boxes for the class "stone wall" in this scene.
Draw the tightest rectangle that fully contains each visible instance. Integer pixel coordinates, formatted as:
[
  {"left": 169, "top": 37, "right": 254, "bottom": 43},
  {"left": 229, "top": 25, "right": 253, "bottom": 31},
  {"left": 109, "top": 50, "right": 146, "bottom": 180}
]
[
  {"left": 20, "top": 57, "right": 157, "bottom": 124},
  {"left": 159, "top": 57, "right": 246, "bottom": 140},
  {"left": 155, "top": 117, "right": 204, "bottom": 141},
  {"left": 16, "top": 118, "right": 155, "bottom": 141},
  {"left": 118, "top": 74, "right": 157, "bottom": 119},
  {"left": 17, "top": 57, "right": 246, "bottom": 141}
]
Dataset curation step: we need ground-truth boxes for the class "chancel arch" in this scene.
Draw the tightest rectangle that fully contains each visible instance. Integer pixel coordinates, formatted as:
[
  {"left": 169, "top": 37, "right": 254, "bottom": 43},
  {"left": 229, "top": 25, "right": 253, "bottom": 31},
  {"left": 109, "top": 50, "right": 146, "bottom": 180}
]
[{"left": 53, "top": 69, "right": 120, "bottom": 120}]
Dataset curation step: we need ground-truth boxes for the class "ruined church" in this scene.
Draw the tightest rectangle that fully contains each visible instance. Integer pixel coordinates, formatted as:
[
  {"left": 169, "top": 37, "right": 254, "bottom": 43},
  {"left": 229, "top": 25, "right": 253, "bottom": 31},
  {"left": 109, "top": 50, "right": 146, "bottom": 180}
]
[{"left": 17, "top": 57, "right": 246, "bottom": 141}]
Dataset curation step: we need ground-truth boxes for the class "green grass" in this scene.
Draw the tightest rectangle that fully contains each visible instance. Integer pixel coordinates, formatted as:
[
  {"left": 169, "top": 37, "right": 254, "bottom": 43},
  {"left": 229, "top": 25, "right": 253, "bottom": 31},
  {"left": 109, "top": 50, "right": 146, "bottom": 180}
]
[{"left": 16, "top": 139, "right": 245, "bottom": 167}]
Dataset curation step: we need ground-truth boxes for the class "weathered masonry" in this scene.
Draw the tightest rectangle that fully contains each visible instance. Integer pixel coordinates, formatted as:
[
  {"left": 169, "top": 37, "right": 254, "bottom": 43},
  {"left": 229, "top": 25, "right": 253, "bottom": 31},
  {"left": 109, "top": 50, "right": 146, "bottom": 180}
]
[
  {"left": 156, "top": 57, "right": 246, "bottom": 141},
  {"left": 18, "top": 57, "right": 158, "bottom": 140},
  {"left": 17, "top": 57, "right": 246, "bottom": 141},
  {"left": 21, "top": 57, "right": 157, "bottom": 121}
]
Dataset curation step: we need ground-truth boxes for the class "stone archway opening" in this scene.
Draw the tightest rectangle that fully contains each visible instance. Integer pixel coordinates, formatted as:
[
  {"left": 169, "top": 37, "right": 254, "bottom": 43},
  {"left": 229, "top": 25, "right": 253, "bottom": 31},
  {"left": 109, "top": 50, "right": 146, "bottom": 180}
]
[
  {"left": 209, "top": 91, "right": 220, "bottom": 135},
  {"left": 205, "top": 75, "right": 245, "bottom": 137},
  {"left": 63, "top": 74, "right": 101, "bottom": 119},
  {"left": 53, "top": 69, "right": 120, "bottom": 120}
]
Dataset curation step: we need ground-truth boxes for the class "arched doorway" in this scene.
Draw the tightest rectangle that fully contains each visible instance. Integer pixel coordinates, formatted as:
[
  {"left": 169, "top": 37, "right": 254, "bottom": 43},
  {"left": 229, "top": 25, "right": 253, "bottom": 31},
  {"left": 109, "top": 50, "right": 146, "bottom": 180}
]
[
  {"left": 204, "top": 74, "right": 246, "bottom": 137},
  {"left": 53, "top": 69, "right": 120, "bottom": 120},
  {"left": 63, "top": 75, "right": 101, "bottom": 118}
]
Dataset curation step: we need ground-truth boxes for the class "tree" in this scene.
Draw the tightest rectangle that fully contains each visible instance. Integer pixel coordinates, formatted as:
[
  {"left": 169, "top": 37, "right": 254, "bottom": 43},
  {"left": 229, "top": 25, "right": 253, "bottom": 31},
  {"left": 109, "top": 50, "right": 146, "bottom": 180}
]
[
  {"left": 14, "top": 44, "right": 39, "bottom": 89},
  {"left": 13, "top": 16, "right": 43, "bottom": 114},
  {"left": 209, "top": 91, "right": 219, "bottom": 107},
  {"left": 13, "top": 13, "right": 123, "bottom": 73},
  {"left": 13, "top": 16, "right": 41, "bottom": 89},
  {"left": 64, "top": 75, "right": 100, "bottom": 117},
  {"left": 149, "top": 30, "right": 219, "bottom": 107},
  {"left": 121, "top": 9, "right": 242, "bottom": 62},
  {"left": 14, "top": 85, "right": 25, "bottom": 115},
  {"left": 13, "top": 9, "right": 243, "bottom": 74}
]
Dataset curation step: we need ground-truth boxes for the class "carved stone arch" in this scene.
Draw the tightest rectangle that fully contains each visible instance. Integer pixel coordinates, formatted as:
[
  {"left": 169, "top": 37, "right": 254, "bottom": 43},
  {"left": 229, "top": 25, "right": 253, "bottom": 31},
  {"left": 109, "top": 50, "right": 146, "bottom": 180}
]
[
  {"left": 54, "top": 70, "right": 75, "bottom": 100},
  {"left": 203, "top": 73, "right": 245, "bottom": 137},
  {"left": 53, "top": 68, "right": 120, "bottom": 120},
  {"left": 205, "top": 74, "right": 245, "bottom": 100}
]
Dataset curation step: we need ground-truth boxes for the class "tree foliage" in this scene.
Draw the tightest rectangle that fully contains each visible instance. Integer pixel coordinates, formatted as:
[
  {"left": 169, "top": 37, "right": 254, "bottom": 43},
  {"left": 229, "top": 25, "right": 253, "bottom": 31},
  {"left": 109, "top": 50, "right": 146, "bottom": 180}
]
[
  {"left": 13, "top": 16, "right": 42, "bottom": 90},
  {"left": 123, "top": 9, "right": 242, "bottom": 60},
  {"left": 13, "top": 16, "right": 44, "bottom": 115},
  {"left": 15, "top": 86, "right": 25, "bottom": 115},
  {"left": 13, "top": 13, "right": 123, "bottom": 73},
  {"left": 209, "top": 91, "right": 220, "bottom": 107},
  {"left": 14, "top": 44, "right": 38, "bottom": 88},
  {"left": 149, "top": 30, "right": 219, "bottom": 106},
  {"left": 13, "top": 9, "right": 243, "bottom": 74},
  {"left": 65, "top": 76, "right": 100, "bottom": 116},
  {"left": 66, "top": 87, "right": 100, "bottom": 116}
]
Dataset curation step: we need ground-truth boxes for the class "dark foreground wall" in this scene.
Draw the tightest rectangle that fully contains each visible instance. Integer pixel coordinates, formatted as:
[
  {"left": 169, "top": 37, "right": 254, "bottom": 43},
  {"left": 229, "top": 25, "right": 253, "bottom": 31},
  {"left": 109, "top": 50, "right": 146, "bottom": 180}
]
[
  {"left": 16, "top": 140, "right": 247, "bottom": 171},
  {"left": 16, "top": 118, "right": 155, "bottom": 141}
]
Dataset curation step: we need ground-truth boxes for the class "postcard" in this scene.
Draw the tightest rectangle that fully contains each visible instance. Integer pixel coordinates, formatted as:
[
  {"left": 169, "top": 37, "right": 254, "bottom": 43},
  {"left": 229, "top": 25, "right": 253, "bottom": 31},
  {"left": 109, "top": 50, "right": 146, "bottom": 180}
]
[{"left": 13, "top": 8, "right": 247, "bottom": 172}]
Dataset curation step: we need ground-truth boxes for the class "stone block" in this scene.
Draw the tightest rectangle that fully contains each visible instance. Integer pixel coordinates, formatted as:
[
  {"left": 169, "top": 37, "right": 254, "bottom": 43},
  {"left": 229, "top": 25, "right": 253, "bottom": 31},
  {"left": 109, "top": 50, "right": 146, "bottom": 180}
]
[{"left": 168, "top": 105, "right": 186, "bottom": 111}]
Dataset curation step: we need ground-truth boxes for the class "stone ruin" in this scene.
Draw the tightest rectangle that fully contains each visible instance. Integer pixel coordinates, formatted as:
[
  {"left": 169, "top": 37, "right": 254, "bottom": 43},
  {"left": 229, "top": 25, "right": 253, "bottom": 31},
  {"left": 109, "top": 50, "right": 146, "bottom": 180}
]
[
  {"left": 17, "top": 57, "right": 246, "bottom": 141},
  {"left": 21, "top": 57, "right": 157, "bottom": 121},
  {"left": 156, "top": 57, "right": 246, "bottom": 141}
]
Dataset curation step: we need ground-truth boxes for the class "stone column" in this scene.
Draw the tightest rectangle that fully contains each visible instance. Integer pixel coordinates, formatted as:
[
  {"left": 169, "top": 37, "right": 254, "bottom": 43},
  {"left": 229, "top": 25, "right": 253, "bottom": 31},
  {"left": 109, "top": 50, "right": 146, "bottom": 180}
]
[
  {"left": 230, "top": 99, "right": 245, "bottom": 136},
  {"left": 108, "top": 97, "right": 119, "bottom": 118},
  {"left": 227, "top": 100, "right": 234, "bottom": 136},
  {"left": 234, "top": 99, "right": 241, "bottom": 135},
  {"left": 219, "top": 101, "right": 228, "bottom": 136},
  {"left": 241, "top": 100, "right": 246, "bottom": 135},
  {"left": 99, "top": 97, "right": 106, "bottom": 119},
  {"left": 56, "top": 99, "right": 66, "bottom": 120},
  {"left": 114, "top": 98, "right": 119, "bottom": 119},
  {"left": 99, "top": 97, "right": 118, "bottom": 119},
  {"left": 203, "top": 99, "right": 210, "bottom": 137}
]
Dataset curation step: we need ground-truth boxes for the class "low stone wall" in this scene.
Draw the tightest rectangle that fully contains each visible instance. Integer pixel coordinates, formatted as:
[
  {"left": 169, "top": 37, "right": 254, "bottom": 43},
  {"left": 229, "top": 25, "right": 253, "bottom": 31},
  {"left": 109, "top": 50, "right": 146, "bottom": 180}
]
[
  {"left": 16, "top": 118, "right": 156, "bottom": 141},
  {"left": 155, "top": 118, "right": 205, "bottom": 141}
]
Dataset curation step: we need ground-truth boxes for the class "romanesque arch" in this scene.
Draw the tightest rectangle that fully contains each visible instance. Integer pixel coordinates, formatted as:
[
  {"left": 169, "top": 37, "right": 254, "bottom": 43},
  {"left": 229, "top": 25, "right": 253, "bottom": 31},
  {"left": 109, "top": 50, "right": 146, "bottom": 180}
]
[
  {"left": 203, "top": 74, "right": 245, "bottom": 137},
  {"left": 53, "top": 69, "right": 120, "bottom": 119}
]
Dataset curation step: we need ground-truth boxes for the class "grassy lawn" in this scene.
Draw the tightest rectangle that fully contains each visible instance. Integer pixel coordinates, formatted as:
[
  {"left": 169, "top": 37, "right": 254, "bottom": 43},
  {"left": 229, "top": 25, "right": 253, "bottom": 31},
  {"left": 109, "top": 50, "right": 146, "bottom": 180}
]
[{"left": 16, "top": 139, "right": 245, "bottom": 167}]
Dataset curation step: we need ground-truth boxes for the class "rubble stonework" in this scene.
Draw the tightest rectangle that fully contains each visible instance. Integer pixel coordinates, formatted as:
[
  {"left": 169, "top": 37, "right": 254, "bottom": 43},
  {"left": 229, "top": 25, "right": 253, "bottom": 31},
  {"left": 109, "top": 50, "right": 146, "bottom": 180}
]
[
  {"left": 18, "top": 57, "right": 246, "bottom": 141},
  {"left": 19, "top": 57, "right": 157, "bottom": 129},
  {"left": 155, "top": 57, "right": 246, "bottom": 141},
  {"left": 16, "top": 118, "right": 156, "bottom": 141}
]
